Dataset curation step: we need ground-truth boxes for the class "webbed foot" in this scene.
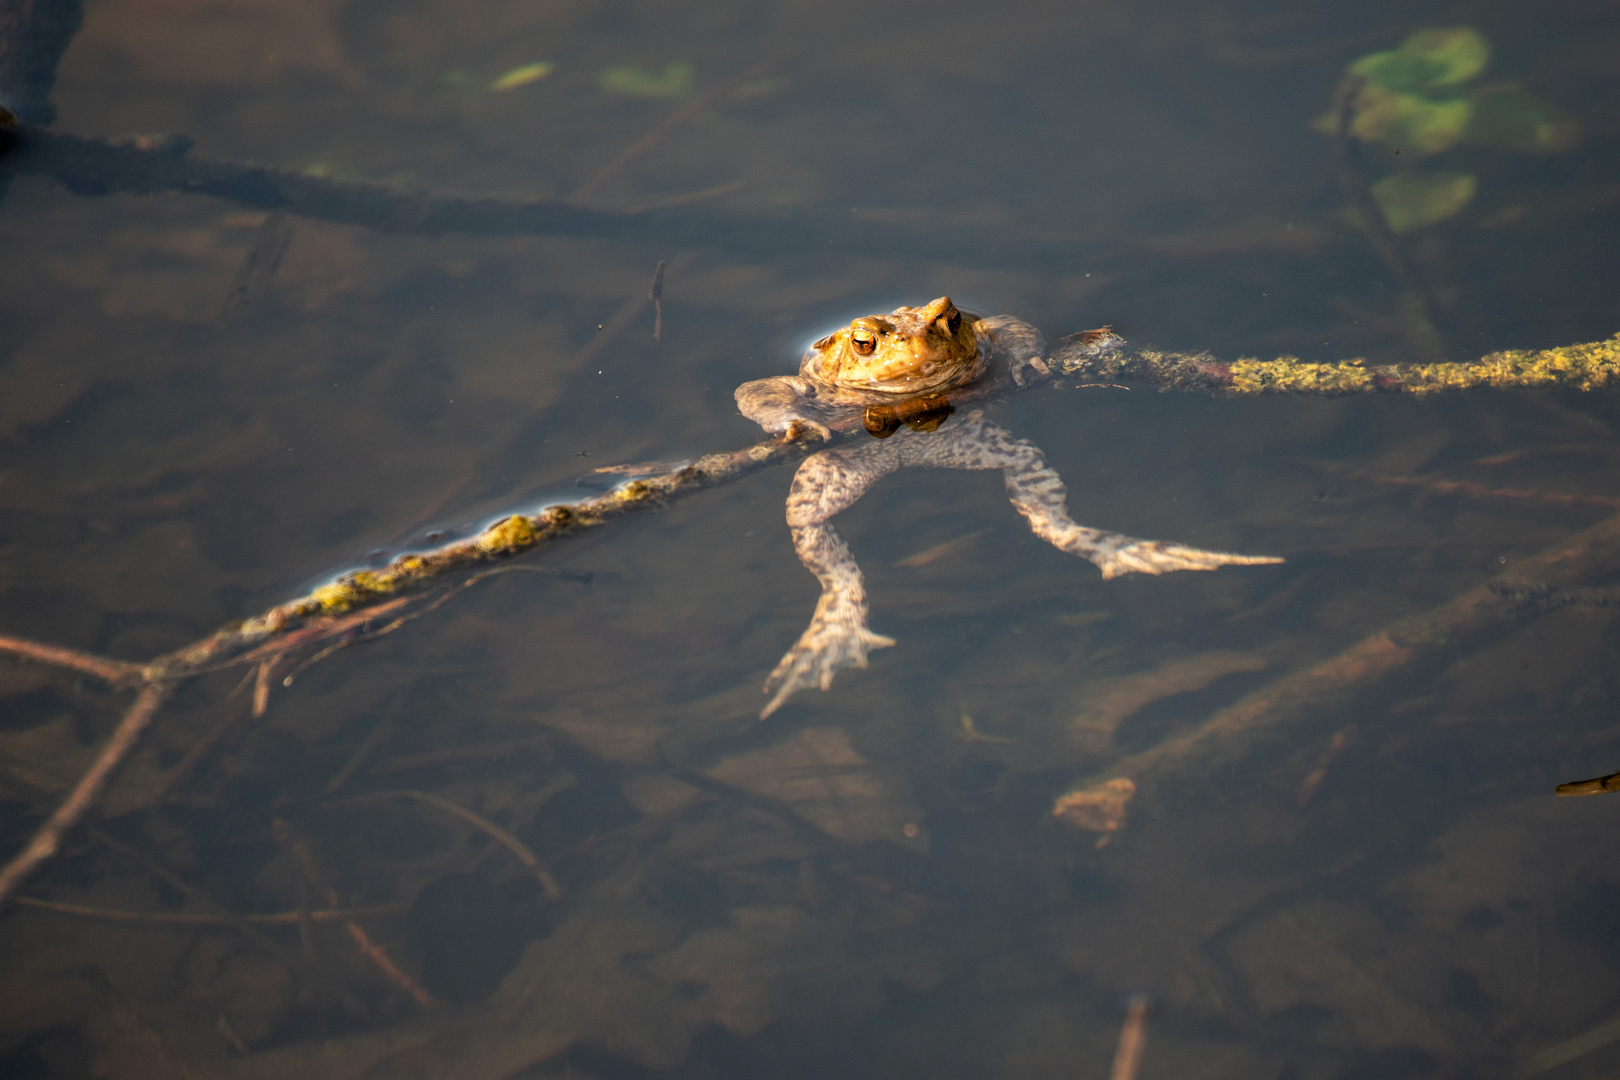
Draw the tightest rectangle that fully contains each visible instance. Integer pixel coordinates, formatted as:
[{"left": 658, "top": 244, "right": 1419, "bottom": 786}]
[
  {"left": 760, "top": 613, "right": 895, "bottom": 718},
  {"left": 1090, "top": 540, "right": 1283, "bottom": 580}
]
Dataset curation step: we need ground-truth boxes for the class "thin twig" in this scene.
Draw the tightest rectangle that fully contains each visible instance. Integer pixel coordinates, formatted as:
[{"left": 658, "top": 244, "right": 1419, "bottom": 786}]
[
  {"left": 86, "top": 825, "right": 375, "bottom": 1017},
  {"left": 368, "top": 735, "right": 552, "bottom": 776},
  {"left": 0, "top": 683, "right": 170, "bottom": 906},
  {"left": 0, "top": 634, "right": 141, "bottom": 683},
  {"left": 1110, "top": 995, "right": 1153, "bottom": 1080},
  {"left": 1054, "top": 508, "right": 1620, "bottom": 813},
  {"left": 148, "top": 702, "right": 249, "bottom": 803},
  {"left": 1331, "top": 74, "right": 1446, "bottom": 362},
  {"left": 1555, "top": 770, "right": 1620, "bottom": 797},
  {"left": 324, "top": 713, "right": 398, "bottom": 796},
  {"left": 1308, "top": 461, "right": 1620, "bottom": 510},
  {"left": 13, "top": 895, "right": 405, "bottom": 925},
  {"left": 252, "top": 657, "right": 277, "bottom": 716},
  {"left": 570, "top": 61, "right": 772, "bottom": 203},
  {"left": 272, "top": 819, "right": 441, "bottom": 1009},
  {"left": 651, "top": 260, "right": 665, "bottom": 342},
  {"left": 328, "top": 789, "right": 563, "bottom": 900}
]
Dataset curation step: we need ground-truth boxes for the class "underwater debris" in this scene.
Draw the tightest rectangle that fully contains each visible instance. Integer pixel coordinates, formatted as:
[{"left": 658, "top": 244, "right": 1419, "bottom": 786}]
[
  {"left": 1489, "top": 581, "right": 1620, "bottom": 608},
  {"left": 1555, "top": 770, "right": 1620, "bottom": 797},
  {"left": 1052, "top": 777, "right": 1136, "bottom": 833},
  {"left": 220, "top": 212, "right": 293, "bottom": 319}
]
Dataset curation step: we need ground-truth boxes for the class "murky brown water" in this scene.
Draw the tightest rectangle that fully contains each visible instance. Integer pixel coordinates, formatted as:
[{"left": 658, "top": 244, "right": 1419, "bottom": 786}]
[{"left": 3, "top": 0, "right": 1620, "bottom": 1077}]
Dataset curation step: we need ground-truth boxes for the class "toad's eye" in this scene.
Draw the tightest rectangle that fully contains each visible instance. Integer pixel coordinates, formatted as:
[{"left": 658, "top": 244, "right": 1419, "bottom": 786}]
[
  {"left": 946, "top": 308, "right": 961, "bottom": 334},
  {"left": 851, "top": 331, "right": 878, "bottom": 356}
]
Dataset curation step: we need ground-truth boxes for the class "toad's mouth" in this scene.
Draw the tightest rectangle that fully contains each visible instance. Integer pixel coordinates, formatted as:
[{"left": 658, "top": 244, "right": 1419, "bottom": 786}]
[{"left": 838, "top": 349, "right": 981, "bottom": 392}]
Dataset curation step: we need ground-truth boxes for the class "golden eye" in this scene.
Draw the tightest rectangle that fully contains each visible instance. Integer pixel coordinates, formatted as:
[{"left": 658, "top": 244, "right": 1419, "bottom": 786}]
[{"left": 851, "top": 331, "right": 877, "bottom": 356}]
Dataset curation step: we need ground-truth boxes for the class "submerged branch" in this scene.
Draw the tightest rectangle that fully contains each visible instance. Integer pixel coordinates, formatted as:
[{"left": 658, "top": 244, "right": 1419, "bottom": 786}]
[
  {"left": 0, "top": 121, "right": 1099, "bottom": 270},
  {"left": 0, "top": 683, "right": 171, "bottom": 905},
  {"left": 1052, "top": 332, "right": 1620, "bottom": 396}
]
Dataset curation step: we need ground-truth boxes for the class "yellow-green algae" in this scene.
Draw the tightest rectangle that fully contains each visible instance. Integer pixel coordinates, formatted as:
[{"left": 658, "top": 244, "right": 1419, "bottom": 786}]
[
  {"left": 1228, "top": 358, "right": 1381, "bottom": 395},
  {"left": 1396, "top": 334, "right": 1620, "bottom": 394},
  {"left": 475, "top": 514, "right": 542, "bottom": 554},
  {"left": 1062, "top": 335, "right": 1620, "bottom": 397},
  {"left": 1229, "top": 334, "right": 1620, "bottom": 396}
]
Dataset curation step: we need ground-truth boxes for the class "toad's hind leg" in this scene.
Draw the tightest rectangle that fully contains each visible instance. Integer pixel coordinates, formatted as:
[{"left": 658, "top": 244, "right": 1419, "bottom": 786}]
[
  {"left": 761, "top": 441, "right": 909, "bottom": 717},
  {"left": 761, "top": 522, "right": 897, "bottom": 718},
  {"left": 958, "top": 417, "right": 1283, "bottom": 578}
]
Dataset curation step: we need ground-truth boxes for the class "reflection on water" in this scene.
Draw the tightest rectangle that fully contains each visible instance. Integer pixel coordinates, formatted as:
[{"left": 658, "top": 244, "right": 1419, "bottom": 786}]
[{"left": 2, "top": 0, "right": 1619, "bottom": 1077}]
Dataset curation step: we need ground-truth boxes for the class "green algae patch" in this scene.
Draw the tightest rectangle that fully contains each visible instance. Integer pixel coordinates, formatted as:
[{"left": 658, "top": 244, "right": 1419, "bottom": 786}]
[
  {"left": 476, "top": 515, "right": 542, "bottom": 555},
  {"left": 1398, "top": 334, "right": 1620, "bottom": 394},
  {"left": 1223, "top": 335, "right": 1620, "bottom": 396},
  {"left": 1230, "top": 358, "right": 1380, "bottom": 395},
  {"left": 309, "top": 571, "right": 393, "bottom": 614}
]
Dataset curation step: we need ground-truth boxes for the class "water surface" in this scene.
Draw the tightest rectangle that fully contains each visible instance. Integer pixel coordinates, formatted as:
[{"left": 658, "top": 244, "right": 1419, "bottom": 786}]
[{"left": 3, "top": 1, "right": 1620, "bottom": 1077}]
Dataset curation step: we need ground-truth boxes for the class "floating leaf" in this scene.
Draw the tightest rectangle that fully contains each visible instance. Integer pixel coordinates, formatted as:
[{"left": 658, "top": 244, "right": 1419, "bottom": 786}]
[
  {"left": 490, "top": 62, "right": 555, "bottom": 92},
  {"left": 1347, "top": 84, "right": 1471, "bottom": 155},
  {"left": 599, "top": 61, "right": 694, "bottom": 99},
  {"left": 1463, "top": 85, "right": 1581, "bottom": 153},
  {"left": 1350, "top": 27, "right": 1489, "bottom": 96},
  {"left": 1371, "top": 171, "right": 1477, "bottom": 234}
]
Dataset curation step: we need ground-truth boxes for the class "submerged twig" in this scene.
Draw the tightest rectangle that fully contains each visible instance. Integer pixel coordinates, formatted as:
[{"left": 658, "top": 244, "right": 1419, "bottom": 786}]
[
  {"left": 0, "top": 121, "right": 1100, "bottom": 272},
  {"left": 1331, "top": 74, "right": 1446, "bottom": 362},
  {"left": 220, "top": 211, "right": 292, "bottom": 320},
  {"left": 0, "top": 683, "right": 170, "bottom": 905},
  {"left": 1309, "top": 462, "right": 1620, "bottom": 510},
  {"left": 12, "top": 895, "right": 405, "bottom": 925},
  {"left": 1490, "top": 580, "right": 1620, "bottom": 609},
  {"left": 328, "top": 789, "right": 563, "bottom": 900},
  {"left": 651, "top": 259, "right": 665, "bottom": 342},
  {"left": 570, "top": 60, "right": 772, "bottom": 203},
  {"left": 0, "top": 634, "right": 142, "bottom": 683},
  {"left": 1055, "top": 507, "right": 1620, "bottom": 816},
  {"left": 1554, "top": 770, "right": 1620, "bottom": 797},
  {"left": 1053, "top": 331, "right": 1620, "bottom": 396},
  {"left": 1110, "top": 995, "right": 1153, "bottom": 1080},
  {"left": 272, "top": 818, "right": 441, "bottom": 1009}
]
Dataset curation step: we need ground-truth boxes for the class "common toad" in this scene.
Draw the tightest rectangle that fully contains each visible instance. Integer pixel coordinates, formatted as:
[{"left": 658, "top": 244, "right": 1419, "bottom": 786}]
[{"left": 736, "top": 298, "right": 1282, "bottom": 718}]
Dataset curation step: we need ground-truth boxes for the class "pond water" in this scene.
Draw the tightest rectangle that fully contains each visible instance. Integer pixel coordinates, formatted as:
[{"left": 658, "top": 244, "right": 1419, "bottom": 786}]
[{"left": 2, "top": 0, "right": 1620, "bottom": 1077}]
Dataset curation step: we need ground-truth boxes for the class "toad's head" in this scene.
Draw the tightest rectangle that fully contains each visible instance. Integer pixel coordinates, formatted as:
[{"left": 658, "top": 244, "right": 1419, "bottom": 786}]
[{"left": 800, "top": 296, "right": 984, "bottom": 397}]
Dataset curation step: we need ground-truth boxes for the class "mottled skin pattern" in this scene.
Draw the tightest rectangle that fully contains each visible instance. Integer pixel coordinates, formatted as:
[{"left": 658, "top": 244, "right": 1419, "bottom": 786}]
[{"left": 737, "top": 299, "right": 1282, "bottom": 718}]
